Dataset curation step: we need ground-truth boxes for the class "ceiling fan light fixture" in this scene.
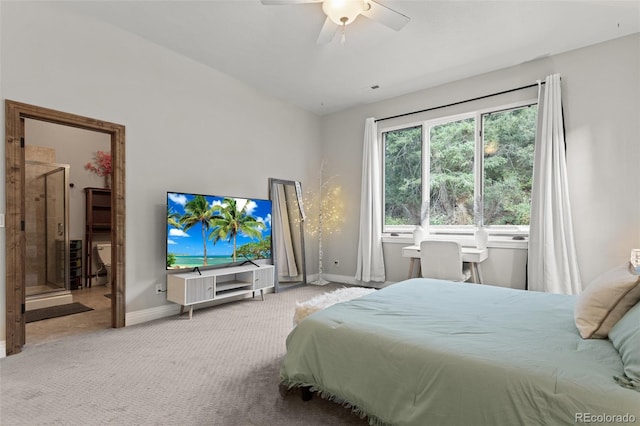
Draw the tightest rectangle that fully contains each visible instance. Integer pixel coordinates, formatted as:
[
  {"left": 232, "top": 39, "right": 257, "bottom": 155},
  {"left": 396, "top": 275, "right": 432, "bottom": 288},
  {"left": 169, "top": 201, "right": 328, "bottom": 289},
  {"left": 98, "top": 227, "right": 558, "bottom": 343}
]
[{"left": 322, "top": 0, "right": 366, "bottom": 26}]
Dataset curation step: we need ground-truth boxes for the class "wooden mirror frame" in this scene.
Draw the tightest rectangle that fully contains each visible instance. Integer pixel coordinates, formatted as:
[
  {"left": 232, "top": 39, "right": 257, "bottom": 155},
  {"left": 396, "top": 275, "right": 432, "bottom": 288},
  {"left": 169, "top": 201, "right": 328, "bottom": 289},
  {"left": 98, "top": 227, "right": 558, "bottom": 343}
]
[{"left": 5, "top": 100, "right": 126, "bottom": 355}]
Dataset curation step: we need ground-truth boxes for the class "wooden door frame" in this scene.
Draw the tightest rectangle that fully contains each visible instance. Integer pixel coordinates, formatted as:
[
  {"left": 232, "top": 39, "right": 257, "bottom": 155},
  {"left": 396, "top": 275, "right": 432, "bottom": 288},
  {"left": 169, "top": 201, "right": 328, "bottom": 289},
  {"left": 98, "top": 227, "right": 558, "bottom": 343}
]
[{"left": 5, "top": 100, "right": 126, "bottom": 355}]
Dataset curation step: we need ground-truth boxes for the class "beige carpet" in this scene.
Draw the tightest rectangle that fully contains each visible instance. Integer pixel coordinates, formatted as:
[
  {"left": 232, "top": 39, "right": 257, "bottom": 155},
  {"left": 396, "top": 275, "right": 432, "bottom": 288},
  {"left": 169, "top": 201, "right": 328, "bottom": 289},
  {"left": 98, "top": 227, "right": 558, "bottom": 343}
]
[{"left": 1, "top": 283, "right": 368, "bottom": 425}]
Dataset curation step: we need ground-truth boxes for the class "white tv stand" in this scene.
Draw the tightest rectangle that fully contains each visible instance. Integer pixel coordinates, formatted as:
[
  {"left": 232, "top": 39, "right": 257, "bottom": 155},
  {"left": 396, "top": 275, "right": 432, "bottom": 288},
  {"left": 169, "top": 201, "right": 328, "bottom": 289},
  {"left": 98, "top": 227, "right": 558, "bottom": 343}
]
[{"left": 167, "top": 264, "right": 275, "bottom": 319}]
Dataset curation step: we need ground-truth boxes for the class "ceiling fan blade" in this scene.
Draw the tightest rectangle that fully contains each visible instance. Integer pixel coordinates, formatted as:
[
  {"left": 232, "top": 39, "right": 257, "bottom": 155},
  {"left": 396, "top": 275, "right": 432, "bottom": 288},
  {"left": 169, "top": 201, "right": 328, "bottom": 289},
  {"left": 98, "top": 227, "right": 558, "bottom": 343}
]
[
  {"left": 260, "top": 0, "right": 321, "bottom": 5},
  {"left": 361, "top": 0, "right": 410, "bottom": 31},
  {"left": 317, "top": 17, "right": 339, "bottom": 44}
]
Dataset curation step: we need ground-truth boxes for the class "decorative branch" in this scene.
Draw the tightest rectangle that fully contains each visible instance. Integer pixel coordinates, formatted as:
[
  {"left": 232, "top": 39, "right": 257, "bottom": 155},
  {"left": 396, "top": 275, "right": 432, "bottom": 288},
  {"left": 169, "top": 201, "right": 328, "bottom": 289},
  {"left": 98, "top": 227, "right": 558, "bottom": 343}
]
[{"left": 305, "top": 162, "right": 344, "bottom": 284}]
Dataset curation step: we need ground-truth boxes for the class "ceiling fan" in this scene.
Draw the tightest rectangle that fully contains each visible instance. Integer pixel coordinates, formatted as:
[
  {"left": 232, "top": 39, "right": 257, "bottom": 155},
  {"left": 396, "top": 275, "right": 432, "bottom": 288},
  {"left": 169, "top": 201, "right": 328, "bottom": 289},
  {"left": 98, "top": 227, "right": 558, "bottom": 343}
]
[{"left": 260, "top": 0, "right": 410, "bottom": 44}]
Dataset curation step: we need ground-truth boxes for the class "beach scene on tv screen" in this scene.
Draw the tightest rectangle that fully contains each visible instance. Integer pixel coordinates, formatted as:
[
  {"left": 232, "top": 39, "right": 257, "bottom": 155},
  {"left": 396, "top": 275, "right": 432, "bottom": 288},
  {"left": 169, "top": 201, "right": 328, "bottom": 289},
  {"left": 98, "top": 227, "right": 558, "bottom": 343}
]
[{"left": 167, "top": 192, "right": 272, "bottom": 269}]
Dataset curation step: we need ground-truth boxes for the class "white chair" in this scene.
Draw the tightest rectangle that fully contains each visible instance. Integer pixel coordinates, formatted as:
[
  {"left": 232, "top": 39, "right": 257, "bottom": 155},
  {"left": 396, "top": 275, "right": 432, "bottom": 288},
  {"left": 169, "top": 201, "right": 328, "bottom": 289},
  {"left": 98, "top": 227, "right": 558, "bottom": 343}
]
[{"left": 419, "top": 240, "right": 472, "bottom": 282}]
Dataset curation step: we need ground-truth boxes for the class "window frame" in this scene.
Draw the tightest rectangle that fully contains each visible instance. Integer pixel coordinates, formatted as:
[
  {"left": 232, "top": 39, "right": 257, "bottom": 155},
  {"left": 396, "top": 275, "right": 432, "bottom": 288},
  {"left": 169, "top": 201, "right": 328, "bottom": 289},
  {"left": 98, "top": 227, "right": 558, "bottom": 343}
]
[
  {"left": 381, "top": 122, "right": 424, "bottom": 234},
  {"left": 381, "top": 99, "right": 537, "bottom": 237}
]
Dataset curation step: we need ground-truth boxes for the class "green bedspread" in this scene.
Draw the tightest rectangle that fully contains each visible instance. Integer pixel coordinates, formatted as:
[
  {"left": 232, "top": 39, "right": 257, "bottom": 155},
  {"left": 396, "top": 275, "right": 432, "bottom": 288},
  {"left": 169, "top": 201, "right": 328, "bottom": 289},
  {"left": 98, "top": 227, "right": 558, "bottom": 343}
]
[{"left": 280, "top": 279, "right": 640, "bottom": 426}]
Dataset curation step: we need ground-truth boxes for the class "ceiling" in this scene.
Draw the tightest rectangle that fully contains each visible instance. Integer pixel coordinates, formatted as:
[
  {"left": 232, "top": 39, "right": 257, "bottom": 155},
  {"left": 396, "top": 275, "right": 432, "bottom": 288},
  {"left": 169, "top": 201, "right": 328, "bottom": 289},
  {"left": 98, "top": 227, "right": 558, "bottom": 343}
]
[{"left": 59, "top": 0, "right": 640, "bottom": 115}]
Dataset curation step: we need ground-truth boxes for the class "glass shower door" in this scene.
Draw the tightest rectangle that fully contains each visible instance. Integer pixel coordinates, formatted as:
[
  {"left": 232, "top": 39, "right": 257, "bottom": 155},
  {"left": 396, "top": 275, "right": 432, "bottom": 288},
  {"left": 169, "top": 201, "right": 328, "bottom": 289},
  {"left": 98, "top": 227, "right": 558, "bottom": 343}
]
[
  {"left": 25, "top": 161, "right": 70, "bottom": 297},
  {"left": 45, "top": 165, "right": 69, "bottom": 291}
]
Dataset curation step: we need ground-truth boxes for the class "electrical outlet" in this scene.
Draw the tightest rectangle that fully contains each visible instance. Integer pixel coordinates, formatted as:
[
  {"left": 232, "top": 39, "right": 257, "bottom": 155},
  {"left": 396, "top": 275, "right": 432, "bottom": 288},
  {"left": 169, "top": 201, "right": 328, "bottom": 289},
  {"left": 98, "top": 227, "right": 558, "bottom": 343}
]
[{"left": 155, "top": 284, "right": 162, "bottom": 294}]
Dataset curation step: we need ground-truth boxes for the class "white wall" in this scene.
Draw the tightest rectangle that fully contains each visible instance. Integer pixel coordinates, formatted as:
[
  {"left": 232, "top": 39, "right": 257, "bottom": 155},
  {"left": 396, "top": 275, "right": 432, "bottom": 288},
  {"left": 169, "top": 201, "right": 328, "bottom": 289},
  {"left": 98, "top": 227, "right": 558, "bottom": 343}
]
[
  {"left": 320, "top": 34, "right": 640, "bottom": 289},
  {"left": 0, "top": 2, "right": 322, "bottom": 340}
]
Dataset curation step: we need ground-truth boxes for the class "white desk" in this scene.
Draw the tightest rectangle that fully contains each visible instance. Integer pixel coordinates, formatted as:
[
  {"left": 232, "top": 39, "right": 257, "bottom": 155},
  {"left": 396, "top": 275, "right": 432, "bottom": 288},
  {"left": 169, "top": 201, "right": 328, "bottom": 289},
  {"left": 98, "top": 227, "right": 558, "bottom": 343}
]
[{"left": 401, "top": 244, "right": 488, "bottom": 283}]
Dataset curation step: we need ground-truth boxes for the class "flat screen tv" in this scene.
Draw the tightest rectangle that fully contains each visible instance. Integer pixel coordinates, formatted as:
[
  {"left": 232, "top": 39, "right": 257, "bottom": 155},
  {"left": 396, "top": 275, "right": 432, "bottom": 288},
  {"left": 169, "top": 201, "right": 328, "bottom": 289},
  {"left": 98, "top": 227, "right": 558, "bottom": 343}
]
[{"left": 166, "top": 191, "right": 272, "bottom": 270}]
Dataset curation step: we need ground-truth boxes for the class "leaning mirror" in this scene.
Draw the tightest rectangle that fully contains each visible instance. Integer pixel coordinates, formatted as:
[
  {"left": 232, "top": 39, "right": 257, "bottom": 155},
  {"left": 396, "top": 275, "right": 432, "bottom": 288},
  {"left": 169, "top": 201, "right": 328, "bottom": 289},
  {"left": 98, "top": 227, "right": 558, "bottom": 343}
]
[{"left": 269, "top": 178, "right": 307, "bottom": 291}]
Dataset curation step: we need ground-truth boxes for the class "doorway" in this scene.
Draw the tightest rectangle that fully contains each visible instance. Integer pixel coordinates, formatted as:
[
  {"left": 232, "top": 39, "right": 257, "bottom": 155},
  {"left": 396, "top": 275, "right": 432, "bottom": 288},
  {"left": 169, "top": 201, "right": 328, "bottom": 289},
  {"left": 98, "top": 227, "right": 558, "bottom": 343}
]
[{"left": 5, "top": 100, "right": 126, "bottom": 356}]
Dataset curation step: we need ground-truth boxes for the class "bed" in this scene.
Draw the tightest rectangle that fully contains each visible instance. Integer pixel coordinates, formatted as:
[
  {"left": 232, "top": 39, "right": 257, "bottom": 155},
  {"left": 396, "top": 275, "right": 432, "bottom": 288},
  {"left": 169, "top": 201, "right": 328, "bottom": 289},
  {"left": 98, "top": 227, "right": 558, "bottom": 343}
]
[{"left": 280, "top": 278, "right": 640, "bottom": 426}]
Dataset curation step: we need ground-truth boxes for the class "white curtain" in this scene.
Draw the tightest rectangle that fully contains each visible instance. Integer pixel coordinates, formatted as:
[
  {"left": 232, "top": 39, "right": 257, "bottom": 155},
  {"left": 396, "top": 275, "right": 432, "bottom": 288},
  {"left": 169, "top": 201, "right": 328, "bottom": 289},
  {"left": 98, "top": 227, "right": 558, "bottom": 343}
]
[
  {"left": 355, "top": 117, "right": 386, "bottom": 282},
  {"left": 528, "top": 74, "right": 582, "bottom": 294}
]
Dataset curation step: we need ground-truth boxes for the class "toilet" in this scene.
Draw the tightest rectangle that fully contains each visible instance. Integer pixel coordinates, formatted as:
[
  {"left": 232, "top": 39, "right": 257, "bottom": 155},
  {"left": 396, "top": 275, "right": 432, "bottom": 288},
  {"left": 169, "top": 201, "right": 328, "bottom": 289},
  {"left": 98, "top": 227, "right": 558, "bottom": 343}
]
[{"left": 96, "top": 243, "right": 112, "bottom": 286}]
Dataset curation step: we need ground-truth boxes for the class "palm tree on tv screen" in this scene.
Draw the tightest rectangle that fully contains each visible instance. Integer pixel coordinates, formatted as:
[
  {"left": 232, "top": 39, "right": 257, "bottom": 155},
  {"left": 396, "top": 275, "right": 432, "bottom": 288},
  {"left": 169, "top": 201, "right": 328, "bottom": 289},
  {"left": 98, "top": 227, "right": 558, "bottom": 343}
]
[
  {"left": 208, "top": 198, "right": 265, "bottom": 262},
  {"left": 166, "top": 206, "right": 182, "bottom": 268},
  {"left": 167, "top": 206, "right": 181, "bottom": 229},
  {"left": 179, "top": 195, "right": 213, "bottom": 265}
]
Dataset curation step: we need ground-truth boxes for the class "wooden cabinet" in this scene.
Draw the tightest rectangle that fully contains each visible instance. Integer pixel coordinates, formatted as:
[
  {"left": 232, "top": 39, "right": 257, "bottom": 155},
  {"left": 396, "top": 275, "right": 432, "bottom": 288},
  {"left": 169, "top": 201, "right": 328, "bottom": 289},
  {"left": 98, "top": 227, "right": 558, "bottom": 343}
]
[
  {"left": 85, "top": 188, "right": 111, "bottom": 287},
  {"left": 167, "top": 264, "right": 275, "bottom": 319}
]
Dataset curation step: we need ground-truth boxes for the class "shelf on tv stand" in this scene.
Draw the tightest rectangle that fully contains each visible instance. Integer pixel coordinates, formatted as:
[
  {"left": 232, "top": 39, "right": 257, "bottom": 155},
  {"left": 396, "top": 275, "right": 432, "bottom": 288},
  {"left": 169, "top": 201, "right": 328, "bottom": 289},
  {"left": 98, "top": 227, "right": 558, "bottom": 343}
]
[{"left": 166, "top": 264, "right": 275, "bottom": 319}]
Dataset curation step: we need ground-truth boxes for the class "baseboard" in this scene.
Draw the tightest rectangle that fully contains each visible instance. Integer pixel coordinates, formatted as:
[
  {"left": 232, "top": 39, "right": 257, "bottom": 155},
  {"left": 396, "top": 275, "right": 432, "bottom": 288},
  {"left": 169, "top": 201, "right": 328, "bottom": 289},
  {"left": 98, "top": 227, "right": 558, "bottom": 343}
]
[
  {"left": 306, "top": 273, "right": 321, "bottom": 284},
  {"left": 0, "top": 340, "right": 5, "bottom": 358},
  {"left": 307, "top": 273, "right": 364, "bottom": 286},
  {"left": 125, "top": 304, "right": 181, "bottom": 326},
  {"left": 322, "top": 273, "right": 356, "bottom": 285},
  {"left": 321, "top": 273, "right": 393, "bottom": 288},
  {"left": 125, "top": 291, "right": 273, "bottom": 326}
]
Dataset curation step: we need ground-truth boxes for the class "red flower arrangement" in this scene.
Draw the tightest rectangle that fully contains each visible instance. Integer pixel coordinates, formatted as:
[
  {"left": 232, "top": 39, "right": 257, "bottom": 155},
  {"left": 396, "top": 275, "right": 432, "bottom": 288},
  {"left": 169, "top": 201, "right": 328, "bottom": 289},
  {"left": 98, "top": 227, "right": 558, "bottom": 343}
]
[{"left": 85, "top": 151, "right": 112, "bottom": 177}]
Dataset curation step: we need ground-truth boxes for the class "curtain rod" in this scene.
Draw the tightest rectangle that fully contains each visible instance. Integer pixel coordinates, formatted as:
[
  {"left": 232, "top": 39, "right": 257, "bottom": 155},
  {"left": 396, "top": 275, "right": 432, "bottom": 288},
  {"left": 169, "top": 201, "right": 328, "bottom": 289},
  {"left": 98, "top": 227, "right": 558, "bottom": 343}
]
[{"left": 375, "top": 81, "right": 545, "bottom": 123}]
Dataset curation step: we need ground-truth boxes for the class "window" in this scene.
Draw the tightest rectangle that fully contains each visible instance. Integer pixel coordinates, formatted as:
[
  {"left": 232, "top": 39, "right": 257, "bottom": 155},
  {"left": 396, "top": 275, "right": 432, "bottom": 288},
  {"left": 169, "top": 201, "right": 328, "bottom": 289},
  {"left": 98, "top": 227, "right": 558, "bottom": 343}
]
[
  {"left": 428, "top": 115, "right": 475, "bottom": 226},
  {"left": 383, "top": 125, "right": 422, "bottom": 227},
  {"left": 383, "top": 102, "right": 537, "bottom": 234}
]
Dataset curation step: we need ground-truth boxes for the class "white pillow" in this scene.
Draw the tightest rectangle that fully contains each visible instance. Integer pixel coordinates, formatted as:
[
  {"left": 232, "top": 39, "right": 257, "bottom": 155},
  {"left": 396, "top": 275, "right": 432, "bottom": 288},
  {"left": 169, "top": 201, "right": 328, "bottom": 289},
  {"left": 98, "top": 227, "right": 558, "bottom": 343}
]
[{"left": 574, "top": 263, "right": 640, "bottom": 339}]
